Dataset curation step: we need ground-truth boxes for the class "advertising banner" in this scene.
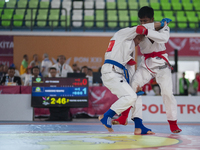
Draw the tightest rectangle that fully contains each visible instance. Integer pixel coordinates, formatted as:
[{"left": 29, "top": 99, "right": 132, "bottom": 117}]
[
  {"left": 0, "top": 36, "right": 14, "bottom": 56},
  {"left": 138, "top": 37, "right": 200, "bottom": 56}
]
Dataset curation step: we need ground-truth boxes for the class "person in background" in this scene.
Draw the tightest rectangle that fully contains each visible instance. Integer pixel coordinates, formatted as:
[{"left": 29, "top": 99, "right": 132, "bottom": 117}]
[
  {"left": 150, "top": 78, "right": 161, "bottom": 96},
  {"left": 41, "top": 53, "right": 52, "bottom": 77},
  {"left": 48, "top": 67, "right": 57, "bottom": 78},
  {"left": 0, "top": 64, "right": 4, "bottom": 80},
  {"left": 189, "top": 73, "right": 199, "bottom": 96},
  {"left": 29, "top": 54, "right": 41, "bottom": 70},
  {"left": 86, "top": 68, "right": 93, "bottom": 86},
  {"left": 0, "top": 67, "right": 22, "bottom": 85},
  {"left": 81, "top": 66, "right": 88, "bottom": 77},
  {"left": 3, "top": 65, "right": 8, "bottom": 76},
  {"left": 9, "top": 63, "right": 20, "bottom": 77},
  {"left": 196, "top": 72, "right": 200, "bottom": 96},
  {"left": 52, "top": 55, "right": 73, "bottom": 77},
  {"left": 179, "top": 72, "right": 190, "bottom": 96},
  {"left": 24, "top": 66, "right": 40, "bottom": 86},
  {"left": 21, "top": 66, "right": 32, "bottom": 85},
  {"left": 20, "top": 54, "right": 28, "bottom": 75},
  {"left": 72, "top": 63, "right": 80, "bottom": 73}
]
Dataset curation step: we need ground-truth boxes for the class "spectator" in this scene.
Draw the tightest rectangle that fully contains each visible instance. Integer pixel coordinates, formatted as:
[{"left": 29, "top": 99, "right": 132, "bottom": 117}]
[
  {"left": 21, "top": 66, "right": 32, "bottom": 85},
  {"left": 72, "top": 63, "right": 80, "bottom": 73},
  {"left": 0, "top": 67, "right": 21, "bottom": 85},
  {"left": 48, "top": 67, "right": 57, "bottom": 78},
  {"left": 52, "top": 55, "right": 73, "bottom": 77},
  {"left": 81, "top": 66, "right": 88, "bottom": 76},
  {"left": 197, "top": 72, "right": 200, "bottom": 96},
  {"left": 86, "top": 68, "right": 93, "bottom": 86},
  {"left": 29, "top": 54, "right": 41, "bottom": 70},
  {"left": 0, "top": 64, "right": 4, "bottom": 80},
  {"left": 179, "top": 72, "right": 190, "bottom": 96},
  {"left": 20, "top": 54, "right": 28, "bottom": 75},
  {"left": 189, "top": 73, "right": 199, "bottom": 96},
  {"left": 41, "top": 53, "right": 52, "bottom": 77},
  {"left": 24, "top": 66, "right": 40, "bottom": 86},
  {"left": 3, "top": 65, "right": 8, "bottom": 76},
  {"left": 10, "top": 63, "right": 20, "bottom": 77}
]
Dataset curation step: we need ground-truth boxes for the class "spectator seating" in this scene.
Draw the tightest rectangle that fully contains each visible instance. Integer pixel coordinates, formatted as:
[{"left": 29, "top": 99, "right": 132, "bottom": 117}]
[{"left": 0, "top": 0, "right": 199, "bottom": 32}]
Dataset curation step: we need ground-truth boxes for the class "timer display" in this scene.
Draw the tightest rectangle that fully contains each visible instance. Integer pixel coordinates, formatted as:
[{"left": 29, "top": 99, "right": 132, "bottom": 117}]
[{"left": 31, "top": 77, "right": 88, "bottom": 108}]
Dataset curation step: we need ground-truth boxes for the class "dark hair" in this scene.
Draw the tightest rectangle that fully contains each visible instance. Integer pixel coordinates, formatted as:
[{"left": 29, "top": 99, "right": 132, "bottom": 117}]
[
  {"left": 49, "top": 67, "right": 57, "bottom": 71},
  {"left": 8, "top": 67, "right": 15, "bottom": 70},
  {"left": 72, "top": 63, "right": 77, "bottom": 67},
  {"left": 23, "top": 54, "right": 28, "bottom": 59},
  {"left": 31, "top": 66, "right": 39, "bottom": 74},
  {"left": 138, "top": 6, "right": 154, "bottom": 19},
  {"left": 88, "top": 68, "right": 93, "bottom": 72},
  {"left": 33, "top": 54, "right": 38, "bottom": 58},
  {"left": 81, "top": 66, "right": 88, "bottom": 69}
]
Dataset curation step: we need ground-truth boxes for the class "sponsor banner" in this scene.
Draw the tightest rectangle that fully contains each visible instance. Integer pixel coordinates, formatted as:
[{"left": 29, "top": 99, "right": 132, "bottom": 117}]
[
  {"left": 138, "top": 37, "right": 200, "bottom": 56},
  {"left": 128, "top": 96, "right": 200, "bottom": 122},
  {"left": 0, "top": 56, "right": 13, "bottom": 66},
  {"left": 0, "top": 36, "right": 14, "bottom": 56}
]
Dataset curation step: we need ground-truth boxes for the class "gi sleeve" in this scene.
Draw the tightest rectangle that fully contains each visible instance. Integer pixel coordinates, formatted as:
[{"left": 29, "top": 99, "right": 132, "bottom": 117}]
[{"left": 146, "top": 25, "right": 170, "bottom": 43}]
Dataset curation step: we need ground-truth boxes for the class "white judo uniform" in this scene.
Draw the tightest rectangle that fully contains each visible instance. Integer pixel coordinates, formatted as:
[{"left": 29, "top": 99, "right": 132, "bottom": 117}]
[
  {"left": 130, "top": 23, "right": 177, "bottom": 121},
  {"left": 101, "top": 26, "right": 138, "bottom": 115}
]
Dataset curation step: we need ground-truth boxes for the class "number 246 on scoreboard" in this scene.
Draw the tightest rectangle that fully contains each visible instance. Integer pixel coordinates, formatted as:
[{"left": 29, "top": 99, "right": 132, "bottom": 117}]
[{"left": 50, "top": 97, "right": 69, "bottom": 105}]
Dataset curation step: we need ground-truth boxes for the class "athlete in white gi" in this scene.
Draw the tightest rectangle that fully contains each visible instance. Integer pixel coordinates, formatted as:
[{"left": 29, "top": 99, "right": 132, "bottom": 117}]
[
  {"left": 113, "top": 6, "right": 182, "bottom": 134},
  {"left": 98, "top": 26, "right": 154, "bottom": 134}
]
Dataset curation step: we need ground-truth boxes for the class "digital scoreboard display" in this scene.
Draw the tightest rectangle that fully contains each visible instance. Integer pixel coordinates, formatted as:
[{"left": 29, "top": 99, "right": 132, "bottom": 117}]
[{"left": 31, "top": 77, "right": 88, "bottom": 108}]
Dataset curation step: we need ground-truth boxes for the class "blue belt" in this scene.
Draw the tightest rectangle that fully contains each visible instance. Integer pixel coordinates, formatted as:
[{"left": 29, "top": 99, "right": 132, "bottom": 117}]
[{"left": 104, "top": 59, "right": 129, "bottom": 83}]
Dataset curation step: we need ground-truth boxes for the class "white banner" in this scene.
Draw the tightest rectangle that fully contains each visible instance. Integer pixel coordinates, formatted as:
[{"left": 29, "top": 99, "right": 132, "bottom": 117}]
[{"left": 128, "top": 96, "right": 200, "bottom": 122}]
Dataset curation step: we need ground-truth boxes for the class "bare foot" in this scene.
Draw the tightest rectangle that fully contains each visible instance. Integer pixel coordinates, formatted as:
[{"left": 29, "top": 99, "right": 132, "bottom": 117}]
[
  {"left": 98, "top": 115, "right": 114, "bottom": 132},
  {"left": 134, "top": 128, "right": 155, "bottom": 135},
  {"left": 112, "top": 119, "right": 128, "bottom": 125}
]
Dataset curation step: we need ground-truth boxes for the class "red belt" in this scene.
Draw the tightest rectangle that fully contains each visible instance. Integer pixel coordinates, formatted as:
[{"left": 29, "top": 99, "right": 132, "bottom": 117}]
[{"left": 143, "top": 51, "right": 173, "bottom": 74}]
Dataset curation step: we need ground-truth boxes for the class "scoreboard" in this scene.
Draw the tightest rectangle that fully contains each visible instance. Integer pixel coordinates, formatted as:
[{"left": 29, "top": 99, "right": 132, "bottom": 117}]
[{"left": 31, "top": 77, "right": 88, "bottom": 108}]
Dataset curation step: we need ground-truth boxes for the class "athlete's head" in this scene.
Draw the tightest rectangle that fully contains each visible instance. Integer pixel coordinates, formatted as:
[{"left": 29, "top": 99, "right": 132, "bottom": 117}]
[
  {"left": 138, "top": 6, "right": 154, "bottom": 25},
  {"left": 134, "top": 35, "right": 145, "bottom": 46}
]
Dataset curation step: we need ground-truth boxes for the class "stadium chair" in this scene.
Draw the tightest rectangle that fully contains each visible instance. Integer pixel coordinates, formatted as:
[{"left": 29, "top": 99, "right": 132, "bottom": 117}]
[
  {"left": 186, "top": 12, "right": 198, "bottom": 29},
  {"left": 5, "top": 0, "right": 16, "bottom": 8},
  {"left": 95, "top": 1, "right": 105, "bottom": 9},
  {"left": 177, "top": 16, "right": 187, "bottom": 29},
  {"left": 118, "top": 0, "right": 126, "bottom": 2},
  {"left": 171, "top": 3, "right": 182, "bottom": 11},
  {"left": 61, "top": 15, "right": 70, "bottom": 27},
  {"left": 26, "top": 9, "right": 37, "bottom": 16},
  {"left": 154, "top": 15, "right": 163, "bottom": 22},
  {"left": 119, "top": 15, "right": 129, "bottom": 28},
  {"left": 150, "top": 2, "right": 160, "bottom": 10},
  {"left": 117, "top": 1, "right": 127, "bottom": 9},
  {"left": 84, "top": 1, "right": 94, "bottom": 9},
  {"left": 17, "top": 1, "right": 27, "bottom": 8},
  {"left": 163, "top": 11, "right": 175, "bottom": 28},
  {"left": 197, "top": 12, "right": 200, "bottom": 20},
  {"left": 0, "top": 1, "right": 5, "bottom": 8},
  {"left": 49, "top": 15, "right": 59, "bottom": 27},
  {"left": 128, "top": 0, "right": 137, "bottom": 2},
  {"left": 129, "top": 10, "right": 137, "bottom": 18},
  {"left": 96, "top": 14, "right": 105, "bottom": 28},
  {"left": 182, "top": 2, "right": 193, "bottom": 11},
  {"left": 37, "top": 14, "right": 47, "bottom": 27},
  {"left": 72, "top": 15, "right": 82, "bottom": 27},
  {"left": 182, "top": 0, "right": 191, "bottom": 3},
  {"left": 107, "top": 15, "right": 118, "bottom": 28},
  {"left": 128, "top": 2, "right": 138, "bottom": 10},
  {"left": 154, "top": 10, "right": 162, "bottom": 17},
  {"left": 3, "top": 9, "right": 14, "bottom": 15},
  {"left": 193, "top": 3, "right": 200, "bottom": 11},
  {"left": 73, "top": 1, "right": 83, "bottom": 9},
  {"left": 13, "top": 14, "right": 23, "bottom": 27},
  {"left": 96, "top": 10, "right": 104, "bottom": 16},
  {"left": 28, "top": 1, "right": 39, "bottom": 9},
  {"left": 167, "top": 16, "right": 175, "bottom": 28},
  {"left": 106, "top": 2, "right": 116, "bottom": 9},
  {"left": 15, "top": 9, "right": 26, "bottom": 15},
  {"left": 40, "top": 1, "right": 49, "bottom": 8},
  {"left": 84, "top": 15, "right": 94, "bottom": 28},
  {"left": 25, "top": 14, "right": 36, "bottom": 27},
  {"left": 38, "top": 9, "right": 48, "bottom": 15},
  {"left": 171, "top": 0, "right": 179, "bottom": 4},
  {"left": 51, "top": 1, "right": 60, "bottom": 8},
  {"left": 139, "top": 2, "right": 149, "bottom": 8},
  {"left": 118, "top": 10, "right": 128, "bottom": 16},
  {"left": 1, "top": 14, "right": 12, "bottom": 27},
  {"left": 107, "top": 10, "right": 117, "bottom": 16},
  {"left": 130, "top": 16, "right": 138, "bottom": 26},
  {"left": 150, "top": 0, "right": 158, "bottom": 2},
  {"left": 50, "top": 9, "right": 60, "bottom": 15},
  {"left": 0, "top": 9, "right": 3, "bottom": 17},
  {"left": 160, "top": 2, "right": 171, "bottom": 10}
]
